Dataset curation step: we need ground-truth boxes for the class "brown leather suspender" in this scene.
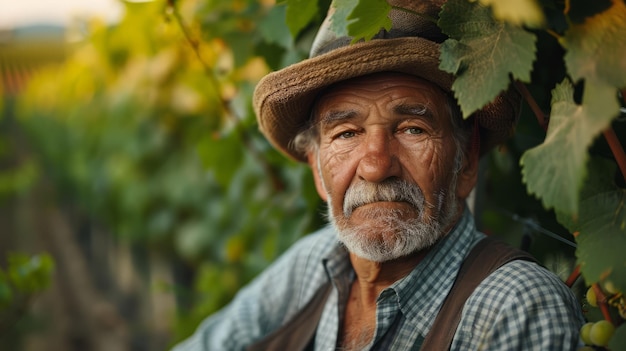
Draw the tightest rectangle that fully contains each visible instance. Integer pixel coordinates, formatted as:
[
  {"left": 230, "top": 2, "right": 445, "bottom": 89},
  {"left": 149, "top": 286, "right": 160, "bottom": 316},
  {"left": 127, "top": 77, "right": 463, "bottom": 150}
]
[
  {"left": 420, "top": 236, "right": 536, "bottom": 350},
  {"left": 246, "top": 281, "right": 332, "bottom": 351}
]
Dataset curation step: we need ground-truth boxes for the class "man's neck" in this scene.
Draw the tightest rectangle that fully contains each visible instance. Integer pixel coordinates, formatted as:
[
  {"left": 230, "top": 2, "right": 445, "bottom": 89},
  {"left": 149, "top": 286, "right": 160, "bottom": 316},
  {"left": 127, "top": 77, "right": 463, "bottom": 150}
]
[
  {"left": 339, "top": 250, "right": 430, "bottom": 349},
  {"left": 347, "top": 205, "right": 466, "bottom": 301},
  {"left": 348, "top": 250, "right": 429, "bottom": 304}
]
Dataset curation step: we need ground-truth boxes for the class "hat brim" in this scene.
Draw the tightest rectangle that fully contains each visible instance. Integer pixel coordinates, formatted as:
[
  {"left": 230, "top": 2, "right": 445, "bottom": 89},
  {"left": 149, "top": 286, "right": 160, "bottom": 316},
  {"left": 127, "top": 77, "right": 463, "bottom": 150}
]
[{"left": 253, "top": 36, "right": 518, "bottom": 162}]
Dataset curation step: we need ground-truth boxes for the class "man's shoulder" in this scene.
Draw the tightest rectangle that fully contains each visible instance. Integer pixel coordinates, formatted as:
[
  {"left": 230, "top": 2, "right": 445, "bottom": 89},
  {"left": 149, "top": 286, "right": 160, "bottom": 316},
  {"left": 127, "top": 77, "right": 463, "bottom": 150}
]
[
  {"left": 453, "top": 258, "right": 584, "bottom": 350},
  {"left": 464, "top": 258, "right": 582, "bottom": 318},
  {"left": 480, "top": 259, "right": 571, "bottom": 295}
]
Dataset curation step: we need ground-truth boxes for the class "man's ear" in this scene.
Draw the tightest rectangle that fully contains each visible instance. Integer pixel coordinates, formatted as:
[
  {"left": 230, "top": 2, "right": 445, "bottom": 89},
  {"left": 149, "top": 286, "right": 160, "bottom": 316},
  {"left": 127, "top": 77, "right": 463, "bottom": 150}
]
[
  {"left": 307, "top": 152, "right": 328, "bottom": 202},
  {"left": 455, "top": 150, "right": 479, "bottom": 200}
]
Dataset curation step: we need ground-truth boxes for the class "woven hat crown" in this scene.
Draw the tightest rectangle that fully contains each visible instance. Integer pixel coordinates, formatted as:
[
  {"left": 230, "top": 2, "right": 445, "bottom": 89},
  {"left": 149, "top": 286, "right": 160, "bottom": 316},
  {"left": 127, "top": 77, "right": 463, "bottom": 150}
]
[
  {"left": 311, "top": 0, "right": 446, "bottom": 57},
  {"left": 252, "top": 0, "right": 521, "bottom": 162}
]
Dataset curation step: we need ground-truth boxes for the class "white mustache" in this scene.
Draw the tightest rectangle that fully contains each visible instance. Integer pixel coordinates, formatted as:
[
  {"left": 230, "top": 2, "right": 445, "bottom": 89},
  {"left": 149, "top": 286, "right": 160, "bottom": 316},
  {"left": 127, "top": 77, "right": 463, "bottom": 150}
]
[{"left": 343, "top": 178, "right": 425, "bottom": 217}]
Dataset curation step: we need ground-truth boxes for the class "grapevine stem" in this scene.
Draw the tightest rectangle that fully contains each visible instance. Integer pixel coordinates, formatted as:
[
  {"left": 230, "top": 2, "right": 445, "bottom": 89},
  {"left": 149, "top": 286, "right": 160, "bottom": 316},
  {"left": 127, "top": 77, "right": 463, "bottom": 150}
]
[
  {"left": 592, "top": 283, "right": 614, "bottom": 324},
  {"left": 565, "top": 264, "right": 581, "bottom": 288},
  {"left": 545, "top": 29, "right": 561, "bottom": 41},
  {"left": 167, "top": 2, "right": 285, "bottom": 191},
  {"left": 603, "top": 127, "right": 626, "bottom": 182},
  {"left": 514, "top": 81, "right": 548, "bottom": 131},
  {"left": 168, "top": 2, "right": 222, "bottom": 109}
]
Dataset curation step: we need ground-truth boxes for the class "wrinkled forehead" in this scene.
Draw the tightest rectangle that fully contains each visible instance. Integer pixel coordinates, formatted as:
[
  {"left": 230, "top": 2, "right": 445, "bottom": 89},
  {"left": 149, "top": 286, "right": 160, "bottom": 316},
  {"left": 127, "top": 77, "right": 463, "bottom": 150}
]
[{"left": 312, "top": 72, "right": 452, "bottom": 123}]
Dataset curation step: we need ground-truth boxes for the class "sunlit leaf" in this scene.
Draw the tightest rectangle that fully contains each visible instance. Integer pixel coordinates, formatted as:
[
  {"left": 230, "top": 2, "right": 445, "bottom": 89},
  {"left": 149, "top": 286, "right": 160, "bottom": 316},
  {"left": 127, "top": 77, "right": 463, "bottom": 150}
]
[
  {"left": 347, "top": 0, "right": 391, "bottom": 42},
  {"left": 521, "top": 80, "right": 618, "bottom": 215},
  {"left": 476, "top": 0, "right": 545, "bottom": 27},
  {"left": 439, "top": 0, "right": 536, "bottom": 117},
  {"left": 563, "top": 0, "right": 626, "bottom": 90},
  {"left": 328, "top": 0, "right": 358, "bottom": 38},
  {"left": 7, "top": 253, "right": 55, "bottom": 294}
]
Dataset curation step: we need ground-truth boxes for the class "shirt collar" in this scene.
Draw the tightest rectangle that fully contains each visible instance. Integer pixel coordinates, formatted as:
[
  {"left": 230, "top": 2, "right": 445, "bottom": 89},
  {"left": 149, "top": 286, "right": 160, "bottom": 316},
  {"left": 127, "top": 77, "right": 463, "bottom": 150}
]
[{"left": 389, "top": 208, "right": 483, "bottom": 328}]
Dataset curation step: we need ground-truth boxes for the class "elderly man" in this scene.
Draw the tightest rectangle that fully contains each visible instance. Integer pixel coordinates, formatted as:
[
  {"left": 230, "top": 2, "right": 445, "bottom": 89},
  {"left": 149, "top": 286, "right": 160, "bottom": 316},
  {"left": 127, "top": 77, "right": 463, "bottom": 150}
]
[{"left": 173, "top": 1, "right": 584, "bottom": 350}]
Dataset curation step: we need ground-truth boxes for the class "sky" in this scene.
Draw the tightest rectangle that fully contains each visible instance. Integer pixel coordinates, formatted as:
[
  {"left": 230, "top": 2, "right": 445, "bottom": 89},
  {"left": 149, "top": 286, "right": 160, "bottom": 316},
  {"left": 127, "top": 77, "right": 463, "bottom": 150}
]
[{"left": 0, "top": 0, "right": 124, "bottom": 29}]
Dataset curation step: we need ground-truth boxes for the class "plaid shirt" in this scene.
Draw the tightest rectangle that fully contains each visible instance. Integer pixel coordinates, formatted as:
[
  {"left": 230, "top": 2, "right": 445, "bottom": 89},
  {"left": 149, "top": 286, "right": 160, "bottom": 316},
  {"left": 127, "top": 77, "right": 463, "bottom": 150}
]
[{"left": 173, "top": 209, "right": 584, "bottom": 350}]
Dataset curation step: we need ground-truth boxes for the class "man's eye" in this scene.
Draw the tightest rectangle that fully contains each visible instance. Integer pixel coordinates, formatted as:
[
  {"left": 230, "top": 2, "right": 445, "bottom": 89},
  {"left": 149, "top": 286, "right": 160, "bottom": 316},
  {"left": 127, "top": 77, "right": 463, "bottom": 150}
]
[
  {"left": 339, "top": 131, "right": 356, "bottom": 139},
  {"left": 404, "top": 127, "right": 423, "bottom": 135}
]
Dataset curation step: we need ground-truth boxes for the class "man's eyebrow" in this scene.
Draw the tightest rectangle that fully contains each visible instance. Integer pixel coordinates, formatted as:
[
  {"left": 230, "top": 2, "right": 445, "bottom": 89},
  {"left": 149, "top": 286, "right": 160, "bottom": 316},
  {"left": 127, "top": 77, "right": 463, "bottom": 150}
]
[
  {"left": 393, "top": 103, "right": 434, "bottom": 119},
  {"left": 317, "top": 110, "right": 358, "bottom": 126}
]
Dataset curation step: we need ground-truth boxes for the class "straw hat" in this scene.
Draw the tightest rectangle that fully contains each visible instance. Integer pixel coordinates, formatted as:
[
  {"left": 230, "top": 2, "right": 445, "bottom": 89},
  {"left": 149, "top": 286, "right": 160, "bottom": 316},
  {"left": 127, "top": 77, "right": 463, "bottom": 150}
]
[{"left": 253, "top": 0, "right": 521, "bottom": 162}]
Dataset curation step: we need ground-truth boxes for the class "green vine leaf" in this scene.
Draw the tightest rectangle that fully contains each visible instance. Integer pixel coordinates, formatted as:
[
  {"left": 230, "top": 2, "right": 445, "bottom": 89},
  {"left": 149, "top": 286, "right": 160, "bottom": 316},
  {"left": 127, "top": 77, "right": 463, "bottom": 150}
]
[
  {"left": 476, "top": 0, "right": 545, "bottom": 27},
  {"left": 555, "top": 157, "right": 626, "bottom": 294},
  {"left": 285, "top": 0, "right": 319, "bottom": 39},
  {"left": 563, "top": 0, "right": 626, "bottom": 92},
  {"left": 259, "top": 5, "right": 293, "bottom": 49},
  {"left": 609, "top": 324, "right": 626, "bottom": 351},
  {"left": 197, "top": 130, "right": 244, "bottom": 189},
  {"left": 6, "top": 253, "right": 55, "bottom": 294},
  {"left": 556, "top": 157, "right": 617, "bottom": 231},
  {"left": 520, "top": 79, "right": 618, "bottom": 215},
  {"left": 574, "top": 189, "right": 626, "bottom": 294},
  {"left": 439, "top": 0, "right": 536, "bottom": 118},
  {"left": 328, "top": 0, "right": 358, "bottom": 38},
  {"left": 346, "top": 0, "right": 391, "bottom": 42}
]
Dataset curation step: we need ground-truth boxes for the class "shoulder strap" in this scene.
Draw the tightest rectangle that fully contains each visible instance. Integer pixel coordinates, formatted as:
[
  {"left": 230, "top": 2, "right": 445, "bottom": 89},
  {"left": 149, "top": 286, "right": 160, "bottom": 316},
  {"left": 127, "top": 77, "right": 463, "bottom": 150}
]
[
  {"left": 246, "top": 281, "right": 333, "bottom": 351},
  {"left": 420, "top": 236, "right": 537, "bottom": 351}
]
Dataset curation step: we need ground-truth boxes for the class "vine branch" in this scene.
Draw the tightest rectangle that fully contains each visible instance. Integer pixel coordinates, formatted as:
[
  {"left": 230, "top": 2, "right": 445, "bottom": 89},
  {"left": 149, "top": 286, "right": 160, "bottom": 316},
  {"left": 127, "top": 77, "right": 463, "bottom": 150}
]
[
  {"left": 166, "top": 1, "right": 285, "bottom": 191},
  {"left": 592, "top": 283, "right": 614, "bottom": 324},
  {"left": 514, "top": 81, "right": 548, "bottom": 131},
  {"left": 604, "top": 127, "right": 626, "bottom": 182},
  {"left": 565, "top": 264, "right": 581, "bottom": 288}
]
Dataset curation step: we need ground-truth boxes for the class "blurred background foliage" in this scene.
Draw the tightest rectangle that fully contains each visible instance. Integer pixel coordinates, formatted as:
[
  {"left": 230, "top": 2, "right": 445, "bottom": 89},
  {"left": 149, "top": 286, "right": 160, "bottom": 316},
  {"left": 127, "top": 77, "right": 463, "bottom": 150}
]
[{"left": 0, "top": 0, "right": 609, "bottom": 350}]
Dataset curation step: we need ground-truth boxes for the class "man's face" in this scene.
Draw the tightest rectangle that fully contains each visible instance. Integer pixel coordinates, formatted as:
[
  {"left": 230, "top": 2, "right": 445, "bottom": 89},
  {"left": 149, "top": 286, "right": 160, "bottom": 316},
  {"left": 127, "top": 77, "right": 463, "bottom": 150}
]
[{"left": 308, "top": 72, "right": 477, "bottom": 262}]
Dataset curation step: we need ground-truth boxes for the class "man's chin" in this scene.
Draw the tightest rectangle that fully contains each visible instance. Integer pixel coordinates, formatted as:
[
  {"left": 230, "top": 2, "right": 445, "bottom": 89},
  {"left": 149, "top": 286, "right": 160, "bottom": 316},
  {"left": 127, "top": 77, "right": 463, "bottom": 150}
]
[
  {"left": 338, "top": 234, "right": 431, "bottom": 263},
  {"left": 333, "top": 221, "right": 441, "bottom": 262},
  {"left": 347, "top": 205, "right": 420, "bottom": 223}
]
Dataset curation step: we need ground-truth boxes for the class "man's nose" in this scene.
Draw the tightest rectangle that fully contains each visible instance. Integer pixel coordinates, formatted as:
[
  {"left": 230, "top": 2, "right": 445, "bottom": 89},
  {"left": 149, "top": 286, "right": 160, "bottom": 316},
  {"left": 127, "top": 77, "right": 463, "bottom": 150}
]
[{"left": 356, "top": 130, "right": 401, "bottom": 183}]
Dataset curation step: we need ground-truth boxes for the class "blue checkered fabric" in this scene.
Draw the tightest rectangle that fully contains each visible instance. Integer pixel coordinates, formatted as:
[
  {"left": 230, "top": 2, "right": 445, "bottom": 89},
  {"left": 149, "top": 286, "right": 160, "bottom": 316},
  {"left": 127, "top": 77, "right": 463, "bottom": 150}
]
[{"left": 172, "top": 209, "right": 584, "bottom": 350}]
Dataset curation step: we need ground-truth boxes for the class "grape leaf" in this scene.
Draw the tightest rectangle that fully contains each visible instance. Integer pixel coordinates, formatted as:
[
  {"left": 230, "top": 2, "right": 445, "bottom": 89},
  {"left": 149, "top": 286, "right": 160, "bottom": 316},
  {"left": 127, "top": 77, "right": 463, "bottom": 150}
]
[
  {"left": 259, "top": 5, "right": 293, "bottom": 49},
  {"left": 7, "top": 254, "right": 55, "bottom": 294},
  {"left": 609, "top": 324, "right": 626, "bottom": 351},
  {"left": 285, "top": 0, "right": 319, "bottom": 39},
  {"left": 328, "top": 0, "right": 358, "bottom": 38},
  {"left": 575, "top": 189, "right": 626, "bottom": 294},
  {"left": 477, "top": 0, "right": 545, "bottom": 27},
  {"left": 346, "top": 0, "right": 391, "bottom": 42},
  {"left": 520, "top": 80, "right": 617, "bottom": 215},
  {"left": 197, "top": 130, "right": 244, "bottom": 189},
  {"left": 563, "top": 0, "right": 626, "bottom": 90},
  {"left": 556, "top": 157, "right": 618, "bottom": 231},
  {"left": 439, "top": 0, "right": 536, "bottom": 118}
]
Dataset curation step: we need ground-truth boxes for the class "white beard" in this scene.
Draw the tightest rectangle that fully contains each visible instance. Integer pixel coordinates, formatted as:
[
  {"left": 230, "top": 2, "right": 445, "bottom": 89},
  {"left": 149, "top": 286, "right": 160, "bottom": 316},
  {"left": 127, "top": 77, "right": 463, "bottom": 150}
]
[{"left": 327, "top": 178, "right": 459, "bottom": 262}]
